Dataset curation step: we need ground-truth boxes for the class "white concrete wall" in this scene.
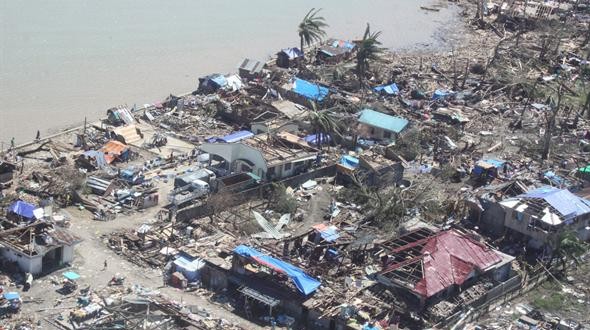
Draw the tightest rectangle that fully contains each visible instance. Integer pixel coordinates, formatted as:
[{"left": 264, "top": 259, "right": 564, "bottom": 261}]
[
  {"left": 62, "top": 245, "right": 75, "bottom": 264},
  {"left": 200, "top": 143, "right": 267, "bottom": 175},
  {"left": 0, "top": 247, "right": 43, "bottom": 274}
]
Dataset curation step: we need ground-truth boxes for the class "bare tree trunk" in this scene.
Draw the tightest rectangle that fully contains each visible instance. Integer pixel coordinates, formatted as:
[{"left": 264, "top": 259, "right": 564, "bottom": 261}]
[{"left": 542, "top": 86, "right": 563, "bottom": 160}]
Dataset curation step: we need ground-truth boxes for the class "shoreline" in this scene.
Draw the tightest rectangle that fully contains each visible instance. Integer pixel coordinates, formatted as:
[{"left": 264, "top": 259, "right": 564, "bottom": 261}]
[{"left": 2, "top": 2, "right": 461, "bottom": 149}]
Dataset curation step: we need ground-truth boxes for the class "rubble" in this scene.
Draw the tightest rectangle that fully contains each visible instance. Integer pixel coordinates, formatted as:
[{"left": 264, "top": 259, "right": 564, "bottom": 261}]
[{"left": 3, "top": 0, "right": 590, "bottom": 328}]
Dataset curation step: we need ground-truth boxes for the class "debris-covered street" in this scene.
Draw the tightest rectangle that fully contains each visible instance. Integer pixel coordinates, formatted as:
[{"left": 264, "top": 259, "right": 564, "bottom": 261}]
[{"left": 1, "top": 0, "right": 590, "bottom": 329}]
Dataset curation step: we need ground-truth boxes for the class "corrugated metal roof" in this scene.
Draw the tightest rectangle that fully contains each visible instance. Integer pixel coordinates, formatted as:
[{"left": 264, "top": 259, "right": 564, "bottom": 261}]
[
  {"left": 101, "top": 140, "right": 129, "bottom": 164},
  {"left": 415, "top": 230, "right": 502, "bottom": 298},
  {"left": 239, "top": 58, "right": 264, "bottom": 74},
  {"left": 521, "top": 186, "right": 590, "bottom": 218},
  {"left": 358, "top": 109, "right": 408, "bottom": 133}
]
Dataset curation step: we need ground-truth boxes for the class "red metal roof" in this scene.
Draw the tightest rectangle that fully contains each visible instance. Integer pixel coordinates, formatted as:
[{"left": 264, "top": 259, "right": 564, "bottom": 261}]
[{"left": 414, "top": 230, "right": 502, "bottom": 298}]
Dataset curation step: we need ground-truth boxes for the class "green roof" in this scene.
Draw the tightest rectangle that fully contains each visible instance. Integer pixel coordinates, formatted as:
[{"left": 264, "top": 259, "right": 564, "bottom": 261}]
[{"left": 358, "top": 109, "right": 409, "bottom": 133}]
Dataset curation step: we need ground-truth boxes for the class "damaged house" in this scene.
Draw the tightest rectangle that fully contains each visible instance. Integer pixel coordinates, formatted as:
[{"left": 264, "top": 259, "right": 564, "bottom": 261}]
[
  {"left": 276, "top": 48, "right": 304, "bottom": 68},
  {"left": 376, "top": 229, "right": 514, "bottom": 309},
  {"left": 199, "top": 133, "right": 318, "bottom": 181},
  {"left": 316, "top": 39, "right": 357, "bottom": 64},
  {"left": 0, "top": 222, "right": 82, "bottom": 275},
  {"left": 497, "top": 186, "right": 590, "bottom": 247},
  {"left": 357, "top": 109, "right": 409, "bottom": 141}
]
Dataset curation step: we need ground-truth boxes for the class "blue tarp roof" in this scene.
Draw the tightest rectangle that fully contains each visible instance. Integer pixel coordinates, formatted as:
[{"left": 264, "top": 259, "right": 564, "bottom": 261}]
[
  {"left": 340, "top": 155, "right": 359, "bottom": 169},
  {"left": 233, "top": 245, "right": 321, "bottom": 295},
  {"left": 3, "top": 292, "right": 20, "bottom": 301},
  {"left": 220, "top": 130, "right": 254, "bottom": 143},
  {"left": 358, "top": 109, "right": 409, "bottom": 134},
  {"left": 304, "top": 133, "right": 331, "bottom": 146},
  {"left": 521, "top": 186, "right": 590, "bottom": 218},
  {"left": 8, "top": 200, "right": 36, "bottom": 219},
  {"left": 331, "top": 39, "right": 355, "bottom": 50},
  {"left": 544, "top": 171, "right": 571, "bottom": 187},
  {"left": 374, "top": 83, "right": 399, "bottom": 95},
  {"left": 63, "top": 271, "right": 81, "bottom": 281},
  {"left": 292, "top": 78, "right": 330, "bottom": 102},
  {"left": 280, "top": 47, "right": 304, "bottom": 60},
  {"left": 481, "top": 159, "right": 506, "bottom": 168}
]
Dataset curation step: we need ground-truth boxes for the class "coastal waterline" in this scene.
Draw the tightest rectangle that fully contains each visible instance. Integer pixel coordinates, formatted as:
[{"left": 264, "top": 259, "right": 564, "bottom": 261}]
[{"left": 0, "top": 0, "right": 458, "bottom": 145}]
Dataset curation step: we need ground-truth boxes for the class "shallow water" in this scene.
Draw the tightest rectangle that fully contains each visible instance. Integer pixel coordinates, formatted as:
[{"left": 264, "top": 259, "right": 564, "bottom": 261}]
[{"left": 0, "top": 0, "right": 457, "bottom": 144}]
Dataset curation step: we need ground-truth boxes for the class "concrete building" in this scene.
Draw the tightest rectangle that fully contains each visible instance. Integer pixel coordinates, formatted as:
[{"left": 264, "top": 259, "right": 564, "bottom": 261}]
[
  {"left": 498, "top": 186, "right": 590, "bottom": 248},
  {"left": 200, "top": 133, "right": 318, "bottom": 181},
  {"left": 357, "top": 109, "right": 409, "bottom": 141},
  {"left": 0, "top": 222, "right": 82, "bottom": 275}
]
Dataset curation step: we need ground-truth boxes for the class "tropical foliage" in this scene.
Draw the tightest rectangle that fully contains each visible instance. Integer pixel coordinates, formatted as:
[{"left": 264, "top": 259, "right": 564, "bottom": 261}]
[{"left": 298, "top": 8, "right": 328, "bottom": 57}]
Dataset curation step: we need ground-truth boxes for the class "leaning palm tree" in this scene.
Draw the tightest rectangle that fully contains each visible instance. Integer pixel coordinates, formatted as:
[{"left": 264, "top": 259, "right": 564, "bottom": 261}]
[
  {"left": 356, "top": 23, "right": 384, "bottom": 88},
  {"left": 307, "top": 103, "right": 342, "bottom": 150},
  {"left": 298, "top": 8, "right": 328, "bottom": 58}
]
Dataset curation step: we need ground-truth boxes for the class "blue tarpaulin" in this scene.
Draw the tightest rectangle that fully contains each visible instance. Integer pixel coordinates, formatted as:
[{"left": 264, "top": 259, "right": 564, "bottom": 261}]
[
  {"left": 63, "top": 271, "right": 81, "bottom": 281},
  {"left": 340, "top": 155, "right": 359, "bottom": 169},
  {"left": 374, "top": 83, "right": 400, "bottom": 95},
  {"left": 304, "top": 133, "right": 331, "bottom": 146},
  {"left": 544, "top": 171, "right": 571, "bottom": 188},
  {"left": 3, "top": 292, "right": 20, "bottom": 301},
  {"left": 521, "top": 186, "right": 590, "bottom": 219},
  {"left": 280, "top": 48, "right": 304, "bottom": 60},
  {"left": 220, "top": 130, "right": 254, "bottom": 143},
  {"left": 358, "top": 109, "right": 409, "bottom": 134},
  {"left": 331, "top": 39, "right": 355, "bottom": 50},
  {"left": 8, "top": 201, "right": 36, "bottom": 219},
  {"left": 233, "top": 245, "right": 321, "bottom": 295},
  {"left": 473, "top": 159, "right": 506, "bottom": 176},
  {"left": 174, "top": 256, "right": 205, "bottom": 282},
  {"left": 292, "top": 78, "right": 329, "bottom": 102},
  {"left": 432, "top": 89, "right": 453, "bottom": 100},
  {"left": 313, "top": 224, "right": 340, "bottom": 242}
]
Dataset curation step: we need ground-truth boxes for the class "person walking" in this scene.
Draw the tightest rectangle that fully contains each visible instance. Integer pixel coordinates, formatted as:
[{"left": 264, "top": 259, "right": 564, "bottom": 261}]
[{"left": 103, "top": 260, "right": 108, "bottom": 270}]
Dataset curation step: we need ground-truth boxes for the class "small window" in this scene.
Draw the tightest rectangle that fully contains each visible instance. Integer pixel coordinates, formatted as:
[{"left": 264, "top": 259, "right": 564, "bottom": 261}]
[
  {"left": 383, "top": 131, "right": 392, "bottom": 139},
  {"left": 284, "top": 163, "right": 292, "bottom": 171}
]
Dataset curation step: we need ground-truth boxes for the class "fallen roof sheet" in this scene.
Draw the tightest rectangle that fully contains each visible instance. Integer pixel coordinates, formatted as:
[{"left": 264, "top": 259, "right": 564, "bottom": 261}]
[
  {"left": 373, "top": 83, "right": 400, "bottom": 95},
  {"left": 8, "top": 200, "right": 37, "bottom": 219},
  {"left": 312, "top": 223, "right": 340, "bottom": 242},
  {"left": 63, "top": 271, "right": 80, "bottom": 281},
  {"left": 234, "top": 245, "right": 321, "bottom": 295},
  {"left": 101, "top": 140, "right": 129, "bottom": 164},
  {"left": 358, "top": 109, "right": 409, "bottom": 133}
]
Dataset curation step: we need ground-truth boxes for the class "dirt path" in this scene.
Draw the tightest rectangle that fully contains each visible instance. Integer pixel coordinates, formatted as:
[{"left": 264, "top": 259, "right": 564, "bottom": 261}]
[{"left": 19, "top": 207, "right": 266, "bottom": 330}]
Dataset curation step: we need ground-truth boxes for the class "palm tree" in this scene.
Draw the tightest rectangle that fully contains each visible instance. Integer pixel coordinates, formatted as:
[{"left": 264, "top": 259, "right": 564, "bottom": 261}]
[
  {"left": 307, "top": 103, "right": 342, "bottom": 149},
  {"left": 356, "top": 24, "right": 384, "bottom": 88},
  {"left": 548, "top": 231, "right": 587, "bottom": 275},
  {"left": 298, "top": 8, "right": 328, "bottom": 58}
]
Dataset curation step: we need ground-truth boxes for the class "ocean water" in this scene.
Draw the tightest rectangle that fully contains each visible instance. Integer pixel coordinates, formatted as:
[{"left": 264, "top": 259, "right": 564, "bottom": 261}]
[{"left": 0, "top": 0, "right": 457, "bottom": 145}]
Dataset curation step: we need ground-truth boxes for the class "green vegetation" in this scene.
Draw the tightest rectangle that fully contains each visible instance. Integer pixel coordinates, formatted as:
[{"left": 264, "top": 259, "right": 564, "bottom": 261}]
[
  {"left": 269, "top": 183, "right": 298, "bottom": 214},
  {"left": 356, "top": 24, "right": 384, "bottom": 87},
  {"left": 298, "top": 8, "right": 328, "bottom": 57}
]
